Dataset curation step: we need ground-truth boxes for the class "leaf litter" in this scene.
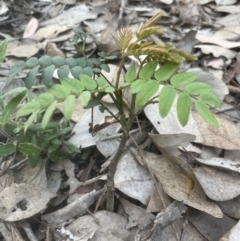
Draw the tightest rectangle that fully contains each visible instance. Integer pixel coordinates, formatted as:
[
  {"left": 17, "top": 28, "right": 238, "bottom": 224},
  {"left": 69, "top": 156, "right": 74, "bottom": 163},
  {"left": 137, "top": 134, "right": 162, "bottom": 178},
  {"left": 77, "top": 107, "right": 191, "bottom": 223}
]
[{"left": 2, "top": 0, "right": 240, "bottom": 240}]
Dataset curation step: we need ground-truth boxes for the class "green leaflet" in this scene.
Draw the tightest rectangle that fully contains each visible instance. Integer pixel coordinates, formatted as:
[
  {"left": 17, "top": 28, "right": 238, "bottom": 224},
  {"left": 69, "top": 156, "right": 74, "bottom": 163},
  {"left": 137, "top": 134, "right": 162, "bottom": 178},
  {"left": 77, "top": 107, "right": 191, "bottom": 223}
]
[
  {"left": 47, "top": 84, "right": 71, "bottom": 99},
  {"left": 0, "top": 143, "right": 16, "bottom": 157},
  {"left": 100, "top": 63, "right": 110, "bottom": 73},
  {"left": 17, "top": 101, "right": 40, "bottom": 118},
  {"left": 58, "top": 65, "right": 70, "bottom": 79},
  {"left": 139, "top": 61, "right": 158, "bottom": 80},
  {"left": 28, "top": 155, "right": 40, "bottom": 168},
  {"left": 39, "top": 56, "right": 52, "bottom": 68},
  {"left": 154, "top": 62, "right": 179, "bottom": 82},
  {"left": 36, "top": 93, "right": 54, "bottom": 107},
  {"left": 52, "top": 56, "right": 65, "bottom": 66},
  {"left": 96, "top": 77, "right": 109, "bottom": 88},
  {"left": 70, "top": 66, "right": 83, "bottom": 79},
  {"left": 136, "top": 80, "right": 159, "bottom": 106},
  {"left": 177, "top": 92, "right": 191, "bottom": 126},
  {"left": 42, "top": 64, "right": 55, "bottom": 86},
  {"left": 170, "top": 72, "right": 197, "bottom": 88},
  {"left": 63, "top": 95, "right": 75, "bottom": 120},
  {"left": 19, "top": 142, "right": 41, "bottom": 156},
  {"left": 200, "top": 92, "right": 221, "bottom": 108},
  {"left": 195, "top": 100, "right": 219, "bottom": 127},
  {"left": 105, "top": 87, "right": 115, "bottom": 93},
  {"left": 78, "top": 91, "right": 91, "bottom": 107},
  {"left": 42, "top": 100, "right": 57, "bottom": 129},
  {"left": 125, "top": 66, "right": 137, "bottom": 82},
  {"left": 24, "top": 110, "right": 40, "bottom": 133},
  {"left": 130, "top": 79, "right": 145, "bottom": 94},
  {"left": 186, "top": 82, "right": 212, "bottom": 95},
  {"left": 60, "top": 78, "right": 84, "bottom": 94},
  {"left": 0, "top": 39, "right": 7, "bottom": 63},
  {"left": 158, "top": 85, "right": 176, "bottom": 118},
  {"left": 79, "top": 74, "right": 97, "bottom": 90},
  {"left": 25, "top": 65, "right": 40, "bottom": 89},
  {"left": 1, "top": 90, "right": 27, "bottom": 127},
  {"left": 25, "top": 57, "right": 39, "bottom": 68}
]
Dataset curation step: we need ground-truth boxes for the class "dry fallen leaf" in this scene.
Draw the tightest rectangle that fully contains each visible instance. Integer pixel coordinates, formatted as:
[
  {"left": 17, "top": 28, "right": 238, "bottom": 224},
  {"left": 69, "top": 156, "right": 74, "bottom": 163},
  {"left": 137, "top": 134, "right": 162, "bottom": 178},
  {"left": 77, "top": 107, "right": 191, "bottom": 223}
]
[
  {"left": 114, "top": 149, "right": 155, "bottom": 205},
  {"left": 23, "top": 17, "right": 39, "bottom": 39},
  {"left": 0, "top": 183, "right": 56, "bottom": 221},
  {"left": 194, "top": 44, "right": 237, "bottom": 59},
  {"left": 143, "top": 150, "right": 223, "bottom": 218}
]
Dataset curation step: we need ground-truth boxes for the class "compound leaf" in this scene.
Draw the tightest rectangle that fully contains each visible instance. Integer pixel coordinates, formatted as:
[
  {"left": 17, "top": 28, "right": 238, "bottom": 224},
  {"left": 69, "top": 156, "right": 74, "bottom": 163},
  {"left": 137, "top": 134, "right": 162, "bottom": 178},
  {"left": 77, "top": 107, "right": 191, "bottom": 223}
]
[
  {"left": 177, "top": 92, "right": 191, "bottom": 126},
  {"left": 170, "top": 72, "right": 197, "bottom": 88},
  {"left": 136, "top": 80, "right": 158, "bottom": 106},
  {"left": 195, "top": 100, "right": 219, "bottom": 127},
  {"left": 158, "top": 85, "right": 176, "bottom": 117}
]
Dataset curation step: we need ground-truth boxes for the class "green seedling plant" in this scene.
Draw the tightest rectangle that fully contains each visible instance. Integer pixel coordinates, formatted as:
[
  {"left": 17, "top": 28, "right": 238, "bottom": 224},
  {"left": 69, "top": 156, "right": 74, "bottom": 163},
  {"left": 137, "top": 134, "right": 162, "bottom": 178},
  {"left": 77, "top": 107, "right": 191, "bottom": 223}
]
[{"left": 0, "top": 11, "right": 221, "bottom": 210}]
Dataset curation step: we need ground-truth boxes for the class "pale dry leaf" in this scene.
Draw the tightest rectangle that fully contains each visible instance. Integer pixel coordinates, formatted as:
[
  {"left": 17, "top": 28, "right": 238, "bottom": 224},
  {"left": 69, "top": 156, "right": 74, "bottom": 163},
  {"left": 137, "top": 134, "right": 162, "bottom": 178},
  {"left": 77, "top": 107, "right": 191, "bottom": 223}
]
[
  {"left": 207, "top": 58, "right": 224, "bottom": 69},
  {"left": 149, "top": 133, "right": 196, "bottom": 156},
  {"left": 188, "top": 209, "right": 236, "bottom": 241},
  {"left": 41, "top": 4, "right": 98, "bottom": 27},
  {"left": 30, "top": 24, "right": 72, "bottom": 42},
  {"left": 6, "top": 42, "right": 43, "bottom": 58},
  {"left": 196, "top": 33, "right": 240, "bottom": 48},
  {"left": 69, "top": 103, "right": 119, "bottom": 148},
  {"left": 0, "top": 183, "right": 56, "bottom": 221},
  {"left": 196, "top": 157, "right": 240, "bottom": 173},
  {"left": 217, "top": 195, "right": 240, "bottom": 219},
  {"left": 193, "top": 112, "right": 240, "bottom": 150},
  {"left": 194, "top": 44, "right": 237, "bottom": 59},
  {"left": 213, "top": 25, "right": 240, "bottom": 40},
  {"left": 23, "top": 17, "right": 39, "bottom": 39},
  {"left": 146, "top": 182, "right": 172, "bottom": 213},
  {"left": 215, "top": 5, "right": 240, "bottom": 14},
  {"left": 41, "top": 188, "right": 106, "bottom": 225},
  {"left": 194, "top": 165, "right": 240, "bottom": 201},
  {"left": 215, "top": 13, "right": 240, "bottom": 26},
  {"left": 114, "top": 149, "right": 155, "bottom": 205},
  {"left": 215, "top": 0, "right": 237, "bottom": 5},
  {"left": 65, "top": 211, "right": 130, "bottom": 241},
  {"left": 197, "top": 0, "right": 214, "bottom": 3},
  {"left": 96, "top": 122, "right": 121, "bottom": 157},
  {"left": 159, "top": 0, "right": 174, "bottom": 4},
  {"left": 0, "top": 1, "right": 8, "bottom": 15},
  {"left": 144, "top": 151, "right": 223, "bottom": 218}
]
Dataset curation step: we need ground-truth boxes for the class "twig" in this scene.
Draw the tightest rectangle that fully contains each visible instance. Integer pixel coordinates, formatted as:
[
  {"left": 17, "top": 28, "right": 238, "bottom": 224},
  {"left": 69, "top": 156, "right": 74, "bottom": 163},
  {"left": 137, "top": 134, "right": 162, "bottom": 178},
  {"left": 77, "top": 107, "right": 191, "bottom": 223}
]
[{"left": 19, "top": 221, "right": 39, "bottom": 241}]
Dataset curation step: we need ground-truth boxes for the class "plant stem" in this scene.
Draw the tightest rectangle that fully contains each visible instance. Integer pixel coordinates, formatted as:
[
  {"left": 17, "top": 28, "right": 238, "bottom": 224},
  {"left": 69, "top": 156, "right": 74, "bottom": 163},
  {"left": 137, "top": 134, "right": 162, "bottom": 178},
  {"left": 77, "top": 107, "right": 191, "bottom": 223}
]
[{"left": 106, "top": 130, "right": 128, "bottom": 211}]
